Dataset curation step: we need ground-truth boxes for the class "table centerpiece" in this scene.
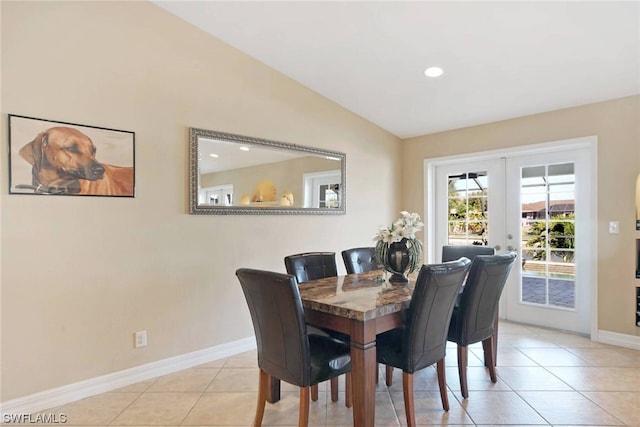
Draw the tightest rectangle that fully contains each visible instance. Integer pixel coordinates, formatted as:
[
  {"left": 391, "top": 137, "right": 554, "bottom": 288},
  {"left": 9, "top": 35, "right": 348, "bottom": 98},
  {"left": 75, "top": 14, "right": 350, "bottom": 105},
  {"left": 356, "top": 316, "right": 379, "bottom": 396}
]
[{"left": 373, "top": 211, "right": 424, "bottom": 282}]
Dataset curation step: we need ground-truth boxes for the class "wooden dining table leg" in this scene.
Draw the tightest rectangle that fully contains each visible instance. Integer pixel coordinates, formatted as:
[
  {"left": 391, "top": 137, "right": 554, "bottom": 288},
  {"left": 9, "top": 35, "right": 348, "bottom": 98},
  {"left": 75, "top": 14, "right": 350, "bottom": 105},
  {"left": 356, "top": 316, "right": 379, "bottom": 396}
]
[{"left": 350, "top": 319, "right": 377, "bottom": 427}]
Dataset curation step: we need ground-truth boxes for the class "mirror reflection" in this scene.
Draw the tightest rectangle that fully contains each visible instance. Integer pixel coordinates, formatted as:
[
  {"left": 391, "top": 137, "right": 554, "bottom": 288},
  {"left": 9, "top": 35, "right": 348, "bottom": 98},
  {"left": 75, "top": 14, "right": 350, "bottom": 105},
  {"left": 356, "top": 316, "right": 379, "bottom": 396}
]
[{"left": 189, "top": 128, "right": 346, "bottom": 215}]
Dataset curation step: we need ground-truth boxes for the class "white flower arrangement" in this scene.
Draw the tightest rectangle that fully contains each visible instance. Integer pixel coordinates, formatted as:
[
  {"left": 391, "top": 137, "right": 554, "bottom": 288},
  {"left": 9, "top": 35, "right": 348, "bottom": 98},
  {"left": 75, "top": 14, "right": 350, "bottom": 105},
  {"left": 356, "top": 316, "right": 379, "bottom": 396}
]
[{"left": 373, "top": 211, "right": 424, "bottom": 244}]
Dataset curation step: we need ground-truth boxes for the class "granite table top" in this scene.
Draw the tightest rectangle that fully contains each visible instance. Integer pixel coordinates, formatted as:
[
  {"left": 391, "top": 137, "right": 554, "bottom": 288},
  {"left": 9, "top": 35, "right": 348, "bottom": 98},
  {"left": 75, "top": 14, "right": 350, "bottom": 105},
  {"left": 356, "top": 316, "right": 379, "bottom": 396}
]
[{"left": 297, "top": 270, "right": 416, "bottom": 321}]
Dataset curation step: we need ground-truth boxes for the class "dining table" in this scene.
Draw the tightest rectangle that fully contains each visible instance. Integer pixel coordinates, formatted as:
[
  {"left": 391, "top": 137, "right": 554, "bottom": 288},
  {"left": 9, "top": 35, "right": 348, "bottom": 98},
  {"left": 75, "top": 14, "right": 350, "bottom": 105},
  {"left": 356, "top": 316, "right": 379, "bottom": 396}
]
[{"left": 267, "top": 269, "right": 416, "bottom": 427}]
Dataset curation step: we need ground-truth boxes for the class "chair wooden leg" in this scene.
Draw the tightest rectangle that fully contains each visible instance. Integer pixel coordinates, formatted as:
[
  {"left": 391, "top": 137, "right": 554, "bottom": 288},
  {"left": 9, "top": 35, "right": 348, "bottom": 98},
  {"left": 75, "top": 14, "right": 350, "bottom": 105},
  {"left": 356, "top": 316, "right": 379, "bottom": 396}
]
[
  {"left": 485, "top": 312, "right": 499, "bottom": 367},
  {"left": 254, "top": 369, "right": 268, "bottom": 427},
  {"left": 494, "top": 313, "right": 499, "bottom": 365},
  {"left": 385, "top": 365, "right": 394, "bottom": 386},
  {"left": 266, "top": 374, "right": 281, "bottom": 403},
  {"left": 345, "top": 372, "right": 352, "bottom": 408},
  {"left": 299, "top": 386, "right": 310, "bottom": 427},
  {"left": 330, "top": 377, "right": 339, "bottom": 402},
  {"left": 457, "top": 345, "right": 469, "bottom": 399},
  {"left": 483, "top": 336, "right": 497, "bottom": 383},
  {"left": 402, "top": 372, "right": 416, "bottom": 427},
  {"left": 311, "top": 384, "right": 319, "bottom": 401},
  {"left": 436, "top": 359, "right": 450, "bottom": 411}
]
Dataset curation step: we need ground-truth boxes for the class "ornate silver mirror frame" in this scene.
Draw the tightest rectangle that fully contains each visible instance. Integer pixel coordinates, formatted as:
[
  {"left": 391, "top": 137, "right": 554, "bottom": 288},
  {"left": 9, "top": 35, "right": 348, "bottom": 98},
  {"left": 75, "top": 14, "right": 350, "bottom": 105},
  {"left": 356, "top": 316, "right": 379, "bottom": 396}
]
[{"left": 189, "top": 127, "right": 346, "bottom": 215}]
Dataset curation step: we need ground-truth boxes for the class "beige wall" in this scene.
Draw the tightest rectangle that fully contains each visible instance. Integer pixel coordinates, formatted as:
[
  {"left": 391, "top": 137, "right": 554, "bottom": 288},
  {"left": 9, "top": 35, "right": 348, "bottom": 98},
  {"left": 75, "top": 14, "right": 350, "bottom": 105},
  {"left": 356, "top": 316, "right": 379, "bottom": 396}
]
[
  {"left": 0, "top": 1, "right": 401, "bottom": 400},
  {"left": 402, "top": 96, "right": 640, "bottom": 337}
]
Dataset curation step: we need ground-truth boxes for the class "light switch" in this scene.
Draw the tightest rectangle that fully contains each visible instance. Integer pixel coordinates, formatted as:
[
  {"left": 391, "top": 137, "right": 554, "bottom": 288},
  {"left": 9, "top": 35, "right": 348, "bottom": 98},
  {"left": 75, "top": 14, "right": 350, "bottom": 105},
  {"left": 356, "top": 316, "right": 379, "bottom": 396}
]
[{"left": 608, "top": 221, "right": 620, "bottom": 234}]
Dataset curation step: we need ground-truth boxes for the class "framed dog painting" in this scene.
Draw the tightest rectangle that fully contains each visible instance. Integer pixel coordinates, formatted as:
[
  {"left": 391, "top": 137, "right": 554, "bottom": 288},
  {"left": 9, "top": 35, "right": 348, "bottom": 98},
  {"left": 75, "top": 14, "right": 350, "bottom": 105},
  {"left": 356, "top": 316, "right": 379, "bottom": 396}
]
[{"left": 8, "top": 115, "right": 135, "bottom": 197}]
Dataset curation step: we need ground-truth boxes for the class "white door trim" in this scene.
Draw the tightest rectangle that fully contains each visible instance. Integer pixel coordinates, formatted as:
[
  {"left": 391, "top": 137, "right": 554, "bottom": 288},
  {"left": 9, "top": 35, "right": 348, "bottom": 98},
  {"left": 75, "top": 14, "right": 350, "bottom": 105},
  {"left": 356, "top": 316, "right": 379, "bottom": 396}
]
[{"left": 424, "top": 136, "right": 598, "bottom": 338}]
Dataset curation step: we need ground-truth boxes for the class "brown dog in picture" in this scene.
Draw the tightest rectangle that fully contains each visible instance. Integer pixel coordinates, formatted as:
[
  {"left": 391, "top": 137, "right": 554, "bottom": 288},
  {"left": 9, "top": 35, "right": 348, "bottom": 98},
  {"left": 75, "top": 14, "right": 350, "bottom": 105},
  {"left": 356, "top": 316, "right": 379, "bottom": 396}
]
[{"left": 18, "top": 126, "right": 134, "bottom": 196}]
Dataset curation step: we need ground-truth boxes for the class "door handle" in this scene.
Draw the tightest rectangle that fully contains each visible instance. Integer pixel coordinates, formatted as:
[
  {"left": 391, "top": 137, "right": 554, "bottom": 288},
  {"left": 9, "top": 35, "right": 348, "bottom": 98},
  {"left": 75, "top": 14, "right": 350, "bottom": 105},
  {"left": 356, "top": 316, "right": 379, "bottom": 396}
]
[
  {"left": 493, "top": 245, "right": 501, "bottom": 251},
  {"left": 507, "top": 245, "right": 517, "bottom": 252}
]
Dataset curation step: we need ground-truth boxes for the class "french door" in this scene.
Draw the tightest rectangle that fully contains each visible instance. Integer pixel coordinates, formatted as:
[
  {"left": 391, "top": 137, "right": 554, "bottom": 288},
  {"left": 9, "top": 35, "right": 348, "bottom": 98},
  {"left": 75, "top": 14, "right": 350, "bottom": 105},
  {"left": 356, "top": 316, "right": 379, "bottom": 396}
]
[
  {"left": 503, "top": 149, "right": 592, "bottom": 334},
  {"left": 432, "top": 143, "right": 594, "bottom": 335}
]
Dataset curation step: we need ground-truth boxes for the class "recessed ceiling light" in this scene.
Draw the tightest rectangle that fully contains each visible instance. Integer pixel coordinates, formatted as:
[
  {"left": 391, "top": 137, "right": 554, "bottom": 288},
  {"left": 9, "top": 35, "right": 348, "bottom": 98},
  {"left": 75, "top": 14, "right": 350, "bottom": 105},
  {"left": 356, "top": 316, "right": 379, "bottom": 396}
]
[
  {"left": 209, "top": 153, "right": 219, "bottom": 158},
  {"left": 424, "top": 66, "right": 444, "bottom": 78},
  {"left": 240, "top": 146, "right": 250, "bottom": 151}
]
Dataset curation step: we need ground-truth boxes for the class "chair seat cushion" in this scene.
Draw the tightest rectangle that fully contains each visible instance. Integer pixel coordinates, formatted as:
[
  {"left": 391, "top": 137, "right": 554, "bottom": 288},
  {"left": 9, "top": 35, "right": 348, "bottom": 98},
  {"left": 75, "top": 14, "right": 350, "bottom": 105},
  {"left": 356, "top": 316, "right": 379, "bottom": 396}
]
[{"left": 308, "top": 334, "right": 351, "bottom": 385}]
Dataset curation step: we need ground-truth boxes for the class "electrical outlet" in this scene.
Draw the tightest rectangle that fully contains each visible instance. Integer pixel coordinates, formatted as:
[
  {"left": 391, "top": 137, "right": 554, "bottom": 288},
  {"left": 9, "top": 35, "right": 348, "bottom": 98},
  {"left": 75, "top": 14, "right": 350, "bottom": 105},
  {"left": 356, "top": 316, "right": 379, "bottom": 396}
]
[{"left": 135, "top": 330, "right": 147, "bottom": 348}]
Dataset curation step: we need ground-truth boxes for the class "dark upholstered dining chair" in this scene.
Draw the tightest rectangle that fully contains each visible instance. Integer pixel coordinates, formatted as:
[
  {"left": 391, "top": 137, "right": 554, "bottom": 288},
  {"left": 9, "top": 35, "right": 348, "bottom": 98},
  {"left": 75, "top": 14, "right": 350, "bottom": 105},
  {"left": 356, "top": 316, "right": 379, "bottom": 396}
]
[
  {"left": 284, "top": 252, "right": 338, "bottom": 284},
  {"left": 441, "top": 244, "right": 499, "bottom": 363},
  {"left": 236, "top": 268, "right": 351, "bottom": 427},
  {"left": 341, "top": 247, "right": 379, "bottom": 274},
  {"left": 284, "top": 252, "right": 350, "bottom": 406},
  {"left": 441, "top": 244, "right": 495, "bottom": 263},
  {"left": 447, "top": 252, "right": 516, "bottom": 399},
  {"left": 376, "top": 258, "right": 471, "bottom": 426}
]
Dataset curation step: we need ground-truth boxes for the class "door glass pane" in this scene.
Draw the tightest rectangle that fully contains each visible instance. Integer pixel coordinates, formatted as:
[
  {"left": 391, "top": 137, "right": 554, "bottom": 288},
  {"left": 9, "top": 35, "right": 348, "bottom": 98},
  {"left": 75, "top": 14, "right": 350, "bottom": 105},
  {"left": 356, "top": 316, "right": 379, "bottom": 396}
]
[
  {"left": 469, "top": 221, "right": 487, "bottom": 244},
  {"left": 548, "top": 163, "right": 574, "bottom": 179},
  {"left": 447, "top": 171, "right": 489, "bottom": 246},
  {"left": 520, "top": 163, "right": 576, "bottom": 309},
  {"left": 448, "top": 221, "right": 467, "bottom": 240},
  {"left": 448, "top": 198, "right": 463, "bottom": 220}
]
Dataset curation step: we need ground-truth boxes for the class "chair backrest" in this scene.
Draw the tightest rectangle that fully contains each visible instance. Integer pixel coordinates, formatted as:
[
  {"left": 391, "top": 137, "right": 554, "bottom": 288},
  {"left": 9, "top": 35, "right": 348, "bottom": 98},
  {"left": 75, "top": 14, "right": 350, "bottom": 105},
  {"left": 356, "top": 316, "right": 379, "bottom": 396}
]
[
  {"left": 341, "top": 247, "right": 378, "bottom": 274},
  {"left": 284, "top": 252, "right": 338, "bottom": 283},
  {"left": 441, "top": 245, "right": 495, "bottom": 263},
  {"left": 448, "top": 253, "right": 517, "bottom": 346},
  {"left": 236, "top": 268, "right": 311, "bottom": 387},
  {"left": 402, "top": 257, "right": 472, "bottom": 373}
]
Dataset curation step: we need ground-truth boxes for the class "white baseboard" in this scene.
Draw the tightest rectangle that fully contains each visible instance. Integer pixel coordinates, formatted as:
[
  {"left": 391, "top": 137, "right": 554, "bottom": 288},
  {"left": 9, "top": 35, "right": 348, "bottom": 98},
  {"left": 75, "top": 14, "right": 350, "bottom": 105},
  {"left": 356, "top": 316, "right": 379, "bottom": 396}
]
[
  {"left": 596, "top": 329, "right": 640, "bottom": 350},
  {"left": 0, "top": 337, "right": 256, "bottom": 416}
]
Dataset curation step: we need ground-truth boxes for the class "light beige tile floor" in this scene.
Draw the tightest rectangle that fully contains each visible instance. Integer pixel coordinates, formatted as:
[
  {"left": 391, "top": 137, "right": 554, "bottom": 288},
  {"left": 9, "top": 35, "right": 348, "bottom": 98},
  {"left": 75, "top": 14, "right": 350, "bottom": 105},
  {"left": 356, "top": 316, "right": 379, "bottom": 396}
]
[{"left": 22, "top": 322, "right": 640, "bottom": 426}]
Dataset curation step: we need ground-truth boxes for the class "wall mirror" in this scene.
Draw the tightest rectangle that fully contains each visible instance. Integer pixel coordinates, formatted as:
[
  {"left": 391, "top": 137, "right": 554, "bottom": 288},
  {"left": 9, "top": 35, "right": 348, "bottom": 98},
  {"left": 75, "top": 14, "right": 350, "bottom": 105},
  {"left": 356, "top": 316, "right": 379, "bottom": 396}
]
[{"left": 189, "top": 127, "right": 346, "bottom": 215}]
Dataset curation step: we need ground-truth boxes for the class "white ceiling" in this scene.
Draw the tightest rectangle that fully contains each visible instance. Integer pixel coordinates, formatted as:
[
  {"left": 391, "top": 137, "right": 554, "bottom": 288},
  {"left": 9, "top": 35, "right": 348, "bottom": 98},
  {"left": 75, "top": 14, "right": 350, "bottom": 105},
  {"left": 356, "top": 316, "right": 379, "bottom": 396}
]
[{"left": 155, "top": 1, "right": 640, "bottom": 139}]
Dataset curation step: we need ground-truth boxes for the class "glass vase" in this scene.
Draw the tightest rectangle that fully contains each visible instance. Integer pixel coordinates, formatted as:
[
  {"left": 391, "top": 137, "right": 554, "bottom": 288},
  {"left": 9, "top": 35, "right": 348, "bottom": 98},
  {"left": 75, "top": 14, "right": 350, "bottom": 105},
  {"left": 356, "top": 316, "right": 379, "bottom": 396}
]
[{"left": 386, "top": 238, "right": 410, "bottom": 282}]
